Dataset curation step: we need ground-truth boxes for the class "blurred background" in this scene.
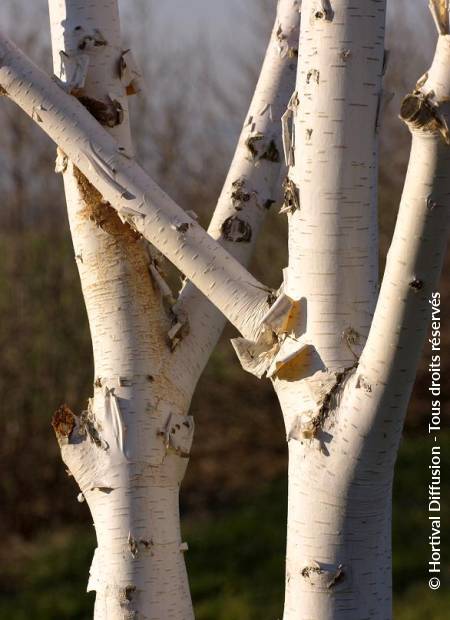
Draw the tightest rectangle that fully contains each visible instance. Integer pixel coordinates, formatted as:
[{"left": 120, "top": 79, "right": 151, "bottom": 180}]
[{"left": 0, "top": 0, "right": 448, "bottom": 618}]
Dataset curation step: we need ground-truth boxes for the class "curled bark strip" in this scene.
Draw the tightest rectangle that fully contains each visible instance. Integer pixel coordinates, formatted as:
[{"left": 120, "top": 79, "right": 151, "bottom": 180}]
[
  {"left": 232, "top": 333, "right": 279, "bottom": 378},
  {"left": 119, "top": 49, "right": 143, "bottom": 95},
  {"left": 288, "top": 366, "right": 356, "bottom": 442},
  {"left": 262, "top": 293, "right": 296, "bottom": 334},
  {"left": 232, "top": 292, "right": 303, "bottom": 378},
  {"left": 104, "top": 387, "right": 126, "bottom": 456},
  {"left": 55, "top": 147, "right": 68, "bottom": 173},
  {"left": 269, "top": 342, "right": 313, "bottom": 381},
  {"left": 280, "top": 176, "right": 300, "bottom": 214},
  {"left": 148, "top": 261, "right": 190, "bottom": 349},
  {"left": 167, "top": 317, "right": 190, "bottom": 351},
  {"left": 59, "top": 51, "right": 89, "bottom": 93},
  {"left": 281, "top": 90, "right": 299, "bottom": 166}
]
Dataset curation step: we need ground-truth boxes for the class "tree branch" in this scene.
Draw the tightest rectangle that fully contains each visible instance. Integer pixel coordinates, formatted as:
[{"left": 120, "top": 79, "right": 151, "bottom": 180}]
[
  {"left": 172, "top": 0, "right": 300, "bottom": 379},
  {"left": 0, "top": 33, "right": 271, "bottom": 339},
  {"left": 347, "top": 31, "right": 450, "bottom": 465}
]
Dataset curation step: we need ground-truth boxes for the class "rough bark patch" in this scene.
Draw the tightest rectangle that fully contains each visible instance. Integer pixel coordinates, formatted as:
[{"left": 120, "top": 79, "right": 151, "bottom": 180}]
[
  {"left": 52, "top": 404, "right": 76, "bottom": 440},
  {"left": 77, "top": 95, "right": 123, "bottom": 127},
  {"left": 221, "top": 216, "right": 252, "bottom": 242},
  {"left": 74, "top": 166, "right": 140, "bottom": 241}
]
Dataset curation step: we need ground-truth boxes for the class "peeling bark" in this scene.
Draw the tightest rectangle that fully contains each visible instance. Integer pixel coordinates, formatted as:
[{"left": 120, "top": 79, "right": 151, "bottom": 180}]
[
  {"left": 173, "top": 0, "right": 300, "bottom": 381},
  {"left": 47, "top": 2, "right": 194, "bottom": 618},
  {"left": 0, "top": 31, "right": 271, "bottom": 340},
  {"left": 0, "top": 2, "right": 448, "bottom": 619}
]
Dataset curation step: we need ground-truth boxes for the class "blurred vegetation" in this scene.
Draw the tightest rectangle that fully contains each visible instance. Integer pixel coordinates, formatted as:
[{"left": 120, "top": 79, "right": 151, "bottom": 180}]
[
  {"left": 0, "top": 0, "right": 448, "bottom": 617},
  {"left": 0, "top": 434, "right": 448, "bottom": 619}
]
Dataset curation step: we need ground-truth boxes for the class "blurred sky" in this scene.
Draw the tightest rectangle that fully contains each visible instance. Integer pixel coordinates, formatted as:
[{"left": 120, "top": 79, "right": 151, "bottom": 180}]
[
  {"left": 2, "top": 1, "right": 433, "bottom": 73},
  {"left": 120, "top": 0, "right": 269, "bottom": 83},
  {"left": 0, "top": 0, "right": 434, "bottom": 158}
]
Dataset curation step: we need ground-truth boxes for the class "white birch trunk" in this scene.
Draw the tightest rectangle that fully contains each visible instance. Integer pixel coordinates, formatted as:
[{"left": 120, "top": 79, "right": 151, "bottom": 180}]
[
  {"left": 271, "top": 3, "right": 449, "bottom": 619},
  {"left": 273, "top": 3, "right": 388, "bottom": 617},
  {"left": 0, "top": 30, "right": 273, "bottom": 339},
  {"left": 0, "top": 2, "right": 299, "bottom": 616},
  {"left": 1, "top": 2, "right": 449, "bottom": 619},
  {"left": 48, "top": 2, "right": 194, "bottom": 618}
]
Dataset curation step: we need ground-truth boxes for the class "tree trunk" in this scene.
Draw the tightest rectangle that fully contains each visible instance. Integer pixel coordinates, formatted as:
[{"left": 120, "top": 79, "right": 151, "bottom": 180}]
[
  {"left": 274, "top": 3, "right": 449, "bottom": 619},
  {"left": 0, "top": 2, "right": 448, "bottom": 619},
  {"left": 43, "top": 1, "right": 299, "bottom": 617},
  {"left": 274, "top": 3, "right": 387, "bottom": 616},
  {"left": 48, "top": 1, "right": 194, "bottom": 617}
]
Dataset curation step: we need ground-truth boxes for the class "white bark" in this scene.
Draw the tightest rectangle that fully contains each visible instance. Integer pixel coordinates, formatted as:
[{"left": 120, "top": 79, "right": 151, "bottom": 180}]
[
  {"left": 1, "top": 3, "right": 449, "bottom": 619},
  {"left": 276, "top": 1, "right": 388, "bottom": 613},
  {"left": 175, "top": 0, "right": 300, "bottom": 381},
  {"left": 47, "top": 1, "right": 194, "bottom": 618},
  {"left": 0, "top": 32, "right": 271, "bottom": 341},
  {"left": 285, "top": 0, "right": 384, "bottom": 368},
  {"left": 0, "top": 5, "right": 299, "bottom": 615},
  {"left": 272, "top": 4, "right": 449, "bottom": 619}
]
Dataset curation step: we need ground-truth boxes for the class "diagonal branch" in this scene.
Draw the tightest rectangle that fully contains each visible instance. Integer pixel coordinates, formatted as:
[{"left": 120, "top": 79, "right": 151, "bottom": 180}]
[
  {"left": 173, "top": 0, "right": 300, "bottom": 378},
  {"left": 0, "top": 33, "right": 272, "bottom": 340}
]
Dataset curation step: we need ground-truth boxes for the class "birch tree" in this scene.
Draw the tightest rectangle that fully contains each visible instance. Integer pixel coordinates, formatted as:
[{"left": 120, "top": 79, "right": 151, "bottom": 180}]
[{"left": 0, "top": 1, "right": 448, "bottom": 619}]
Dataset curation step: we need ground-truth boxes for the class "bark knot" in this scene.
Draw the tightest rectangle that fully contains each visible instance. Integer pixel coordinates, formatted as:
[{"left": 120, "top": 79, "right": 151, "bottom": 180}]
[
  {"left": 77, "top": 95, "right": 124, "bottom": 128},
  {"left": 52, "top": 404, "right": 76, "bottom": 441},
  {"left": 301, "top": 561, "right": 346, "bottom": 590},
  {"left": 409, "top": 278, "right": 424, "bottom": 292},
  {"left": 231, "top": 178, "right": 252, "bottom": 210},
  {"left": 400, "top": 92, "right": 450, "bottom": 144},
  {"left": 313, "top": 1, "right": 334, "bottom": 22},
  {"left": 77, "top": 28, "right": 107, "bottom": 50},
  {"left": 221, "top": 216, "right": 252, "bottom": 243},
  {"left": 245, "top": 133, "right": 280, "bottom": 163}
]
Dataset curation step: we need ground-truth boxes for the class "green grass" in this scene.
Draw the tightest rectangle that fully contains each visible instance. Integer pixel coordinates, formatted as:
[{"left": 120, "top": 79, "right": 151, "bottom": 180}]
[{"left": 0, "top": 433, "right": 448, "bottom": 619}]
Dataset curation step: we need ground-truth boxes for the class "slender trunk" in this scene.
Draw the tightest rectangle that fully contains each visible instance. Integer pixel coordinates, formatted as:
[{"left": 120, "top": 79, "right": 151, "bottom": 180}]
[
  {"left": 1, "top": 3, "right": 448, "bottom": 618},
  {"left": 0, "top": 29, "right": 271, "bottom": 338},
  {"left": 0, "top": 3, "right": 300, "bottom": 614},
  {"left": 274, "top": 4, "right": 449, "bottom": 619},
  {"left": 48, "top": 2, "right": 193, "bottom": 617},
  {"left": 275, "top": 1, "right": 390, "bottom": 617},
  {"left": 175, "top": 0, "right": 300, "bottom": 381}
]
